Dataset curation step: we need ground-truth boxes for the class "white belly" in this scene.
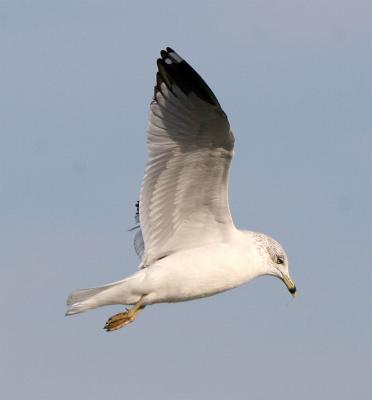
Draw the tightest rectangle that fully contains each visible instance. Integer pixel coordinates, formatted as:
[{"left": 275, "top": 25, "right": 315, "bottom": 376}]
[{"left": 139, "top": 241, "right": 261, "bottom": 305}]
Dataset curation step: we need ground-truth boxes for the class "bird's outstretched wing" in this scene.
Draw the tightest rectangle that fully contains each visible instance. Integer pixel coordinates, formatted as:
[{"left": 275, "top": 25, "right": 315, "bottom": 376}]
[{"left": 139, "top": 47, "right": 236, "bottom": 267}]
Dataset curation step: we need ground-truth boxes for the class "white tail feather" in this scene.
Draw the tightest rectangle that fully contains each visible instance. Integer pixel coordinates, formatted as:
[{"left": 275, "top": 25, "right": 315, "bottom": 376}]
[
  {"left": 65, "top": 286, "right": 108, "bottom": 315},
  {"left": 66, "top": 286, "right": 111, "bottom": 315},
  {"left": 65, "top": 276, "right": 139, "bottom": 316}
]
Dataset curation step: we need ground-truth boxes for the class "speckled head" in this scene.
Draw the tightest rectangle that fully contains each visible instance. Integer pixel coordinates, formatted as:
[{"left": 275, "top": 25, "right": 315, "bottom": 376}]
[{"left": 254, "top": 233, "right": 297, "bottom": 297}]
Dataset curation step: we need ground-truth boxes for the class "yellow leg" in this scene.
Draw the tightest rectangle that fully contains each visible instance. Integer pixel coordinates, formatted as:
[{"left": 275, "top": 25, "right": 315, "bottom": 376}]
[{"left": 104, "top": 298, "right": 145, "bottom": 332}]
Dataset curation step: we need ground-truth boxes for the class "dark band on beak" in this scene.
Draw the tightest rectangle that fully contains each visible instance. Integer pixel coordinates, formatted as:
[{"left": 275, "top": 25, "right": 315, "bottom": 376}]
[{"left": 288, "top": 286, "right": 296, "bottom": 295}]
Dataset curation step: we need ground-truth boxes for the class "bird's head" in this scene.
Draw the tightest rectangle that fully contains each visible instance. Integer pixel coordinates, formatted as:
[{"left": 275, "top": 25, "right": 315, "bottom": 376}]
[{"left": 255, "top": 233, "right": 297, "bottom": 298}]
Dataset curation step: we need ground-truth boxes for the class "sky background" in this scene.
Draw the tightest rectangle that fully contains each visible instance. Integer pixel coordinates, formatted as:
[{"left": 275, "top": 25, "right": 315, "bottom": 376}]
[{"left": 0, "top": 1, "right": 371, "bottom": 399}]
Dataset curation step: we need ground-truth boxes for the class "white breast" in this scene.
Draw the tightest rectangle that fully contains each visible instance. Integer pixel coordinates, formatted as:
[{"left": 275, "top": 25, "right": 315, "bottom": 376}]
[{"left": 139, "top": 233, "right": 262, "bottom": 304}]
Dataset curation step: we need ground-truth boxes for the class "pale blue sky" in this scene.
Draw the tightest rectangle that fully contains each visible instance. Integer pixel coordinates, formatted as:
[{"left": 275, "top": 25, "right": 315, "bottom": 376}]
[{"left": 0, "top": 1, "right": 371, "bottom": 399}]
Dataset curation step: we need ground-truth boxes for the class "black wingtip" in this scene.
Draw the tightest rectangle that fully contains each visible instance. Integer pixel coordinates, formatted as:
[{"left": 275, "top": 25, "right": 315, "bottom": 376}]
[{"left": 153, "top": 48, "right": 221, "bottom": 108}]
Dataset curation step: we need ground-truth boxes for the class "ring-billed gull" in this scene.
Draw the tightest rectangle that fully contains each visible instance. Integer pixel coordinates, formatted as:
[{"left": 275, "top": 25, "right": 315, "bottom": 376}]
[{"left": 66, "top": 47, "right": 296, "bottom": 331}]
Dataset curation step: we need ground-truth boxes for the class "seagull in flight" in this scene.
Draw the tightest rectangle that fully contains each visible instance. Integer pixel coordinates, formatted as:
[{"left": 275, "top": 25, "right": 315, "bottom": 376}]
[{"left": 66, "top": 47, "right": 296, "bottom": 331}]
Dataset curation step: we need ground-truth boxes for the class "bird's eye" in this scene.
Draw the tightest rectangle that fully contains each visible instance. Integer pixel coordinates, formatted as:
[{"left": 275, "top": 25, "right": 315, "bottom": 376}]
[{"left": 276, "top": 255, "right": 285, "bottom": 265}]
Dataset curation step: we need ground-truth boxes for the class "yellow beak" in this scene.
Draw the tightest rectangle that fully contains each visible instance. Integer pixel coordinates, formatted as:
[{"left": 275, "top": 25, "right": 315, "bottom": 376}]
[{"left": 282, "top": 274, "right": 297, "bottom": 298}]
